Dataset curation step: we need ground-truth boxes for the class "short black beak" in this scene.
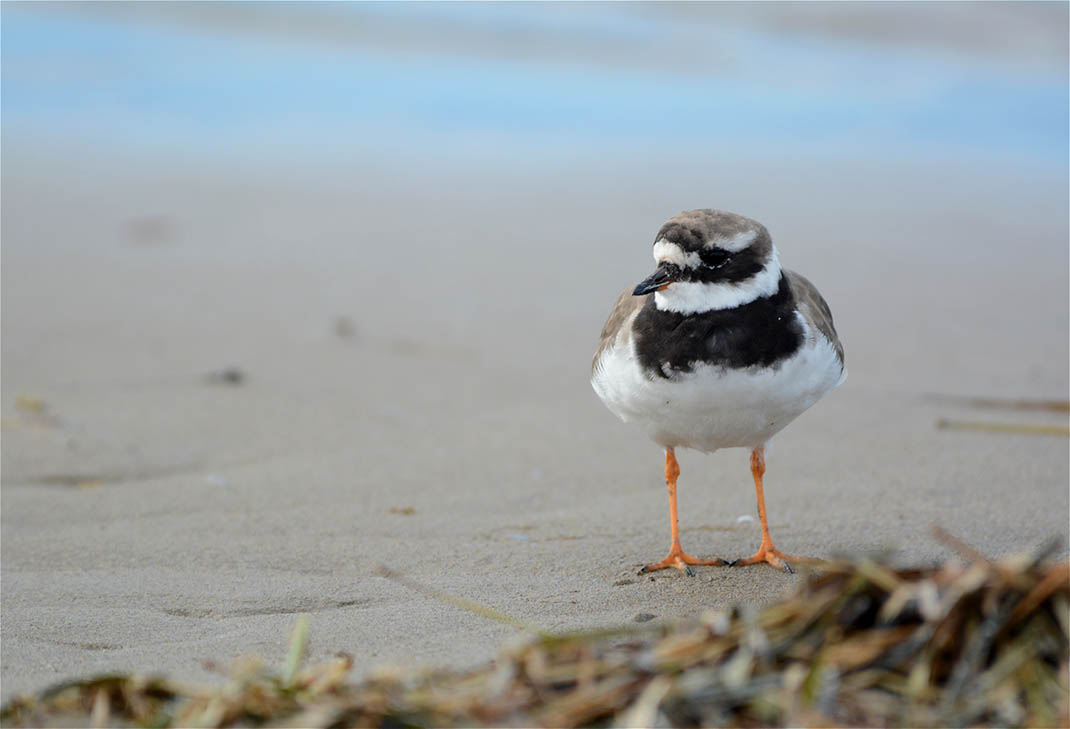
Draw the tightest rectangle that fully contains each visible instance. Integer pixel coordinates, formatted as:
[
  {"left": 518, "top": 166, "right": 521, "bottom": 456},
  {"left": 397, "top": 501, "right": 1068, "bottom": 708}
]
[{"left": 632, "top": 263, "right": 679, "bottom": 296}]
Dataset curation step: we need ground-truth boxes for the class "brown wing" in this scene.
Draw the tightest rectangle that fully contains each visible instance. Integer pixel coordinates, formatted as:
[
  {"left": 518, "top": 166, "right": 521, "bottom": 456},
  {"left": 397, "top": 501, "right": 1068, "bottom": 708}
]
[
  {"left": 785, "top": 270, "right": 844, "bottom": 365},
  {"left": 592, "top": 290, "right": 645, "bottom": 375}
]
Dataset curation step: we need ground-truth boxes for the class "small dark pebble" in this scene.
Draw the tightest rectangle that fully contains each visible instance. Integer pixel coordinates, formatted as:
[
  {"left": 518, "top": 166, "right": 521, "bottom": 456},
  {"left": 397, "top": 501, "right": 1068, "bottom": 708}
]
[
  {"left": 122, "top": 215, "right": 177, "bottom": 246},
  {"left": 204, "top": 368, "right": 246, "bottom": 386},
  {"left": 334, "top": 316, "right": 358, "bottom": 340},
  {"left": 633, "top": 613, "right": 656, "bottom": 623},
  {"left": 613, "top": 579, "right": 636, "bottom": 587}
]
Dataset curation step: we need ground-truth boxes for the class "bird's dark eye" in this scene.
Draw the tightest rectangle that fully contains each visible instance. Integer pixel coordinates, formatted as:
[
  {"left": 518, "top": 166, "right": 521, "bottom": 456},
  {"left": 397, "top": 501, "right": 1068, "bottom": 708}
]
[{"left": 699, "top": 248, "right": 731, "bottom": 267}]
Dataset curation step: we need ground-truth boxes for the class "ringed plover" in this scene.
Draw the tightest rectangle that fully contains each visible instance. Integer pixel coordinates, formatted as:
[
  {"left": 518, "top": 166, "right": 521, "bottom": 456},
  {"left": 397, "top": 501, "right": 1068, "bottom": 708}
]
[{"left": 591, "top": 209, "right": 845, "bottom": 575}]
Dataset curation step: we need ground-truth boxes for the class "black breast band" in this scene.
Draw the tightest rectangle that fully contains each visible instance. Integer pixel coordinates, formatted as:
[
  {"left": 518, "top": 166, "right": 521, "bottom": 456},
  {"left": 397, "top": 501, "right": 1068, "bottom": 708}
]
[{"left": 633, "top": 274, "right": 803, "bottom": 379}]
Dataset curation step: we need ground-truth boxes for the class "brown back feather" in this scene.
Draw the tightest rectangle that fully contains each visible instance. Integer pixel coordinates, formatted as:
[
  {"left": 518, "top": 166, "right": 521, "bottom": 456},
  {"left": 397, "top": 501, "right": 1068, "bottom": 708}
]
[
  {"left": 785, "top": 270, "right": 843, "bottom": 364},
  {"left": 592, "top": 290, "right": 645, "bottom": 374}
]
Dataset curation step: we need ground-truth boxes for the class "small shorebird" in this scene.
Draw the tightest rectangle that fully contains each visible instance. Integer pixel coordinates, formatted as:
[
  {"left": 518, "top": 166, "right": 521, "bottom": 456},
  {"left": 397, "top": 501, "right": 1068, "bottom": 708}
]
[{"left": 591, "top": 209, "right": 845, "bottom": 574}]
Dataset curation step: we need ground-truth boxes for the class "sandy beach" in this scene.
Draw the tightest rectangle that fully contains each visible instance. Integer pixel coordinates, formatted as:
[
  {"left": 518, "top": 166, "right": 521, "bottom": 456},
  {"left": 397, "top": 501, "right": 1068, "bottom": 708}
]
[
  {"left": 2, "top": 2, "right": 1068, "bottom": 703},
  {"left": 3, "top": 147, "right": 1067, "bottom": 700}
]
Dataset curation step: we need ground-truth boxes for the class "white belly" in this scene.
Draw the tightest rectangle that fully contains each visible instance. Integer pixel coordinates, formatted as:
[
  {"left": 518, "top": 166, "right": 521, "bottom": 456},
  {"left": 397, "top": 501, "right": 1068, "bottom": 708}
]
[{"left": 592, "top": 316, "right": 844, "bottom": 452}]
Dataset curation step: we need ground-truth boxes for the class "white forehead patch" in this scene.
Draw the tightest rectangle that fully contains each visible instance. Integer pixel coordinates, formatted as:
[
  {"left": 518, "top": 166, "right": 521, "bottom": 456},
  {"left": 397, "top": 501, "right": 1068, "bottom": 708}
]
[
  {"left": 712, "top": 230, "right": 758, "bottom": 252},
  {"left": 652, "top": 239, "right": 702, "bottom": 268}
]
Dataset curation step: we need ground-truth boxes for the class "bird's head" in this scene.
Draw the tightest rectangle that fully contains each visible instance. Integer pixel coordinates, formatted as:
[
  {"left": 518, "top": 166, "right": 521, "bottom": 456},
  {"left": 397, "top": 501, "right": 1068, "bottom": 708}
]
[{"left": 633, "top": 209, "right": 781, "bottom": 314}]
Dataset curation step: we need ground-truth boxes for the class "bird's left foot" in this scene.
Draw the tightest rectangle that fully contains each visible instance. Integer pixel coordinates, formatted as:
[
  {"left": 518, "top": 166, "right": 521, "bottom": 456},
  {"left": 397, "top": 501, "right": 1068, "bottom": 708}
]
[
  {"left": 639, "top": 548, "right": 729, "bottom": 577},
  {"left": 733, "top": 545, "right": 809, "bottom": 574}
]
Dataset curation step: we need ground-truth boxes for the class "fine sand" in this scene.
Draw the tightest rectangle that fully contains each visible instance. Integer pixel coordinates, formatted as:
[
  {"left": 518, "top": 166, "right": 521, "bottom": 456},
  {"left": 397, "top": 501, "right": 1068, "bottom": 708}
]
[{"left": 2, "top": 147, "right": 1067, "bottom": 700}]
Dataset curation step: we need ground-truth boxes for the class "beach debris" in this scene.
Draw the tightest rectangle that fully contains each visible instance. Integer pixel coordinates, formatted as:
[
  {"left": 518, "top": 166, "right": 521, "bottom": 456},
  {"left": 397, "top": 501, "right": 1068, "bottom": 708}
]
[
  {"left": 3, "top": 543, "right": 1067, "bottom": 728},
  {"left": 283, "top": 615, "right": 310, "bottom": 686},
  {"left": 926, "top": 394, "right": 1070, "bottom": 413},
  {"left": 333, "top": 315, "right": 358, "bottom": 340},
  {"left": 14, "top": 394, "right": 46, "bottom": 414},
  {"left": 7, "top": 394, "right": 62, "bottom": 430},
  {"left": 121, "top": 215, "right": 178, "bottom": 246},
  {"left": 378, "top": 566, "right": 551, "bottom": 637},
  {"left": 929, "top": 393, "right": 1070, "bottom": 437},
  {"left": 388, "top": 506, "right": 416, "bottom": 515},
  {"left": 202, "top": 367, "right": 246, "bottom": 386},
  {"left": 935, "top": 419, "right": 1070, "bottom": 437}
]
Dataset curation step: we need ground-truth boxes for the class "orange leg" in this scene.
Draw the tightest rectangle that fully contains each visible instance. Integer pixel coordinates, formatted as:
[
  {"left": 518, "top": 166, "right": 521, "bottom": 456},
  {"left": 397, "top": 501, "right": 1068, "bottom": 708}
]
[
  {"left": 734, "top": 447, "right": 807, "bottom": 573},
  {"left": 639, "top": 448, "right": 727, "bottom": 576}
]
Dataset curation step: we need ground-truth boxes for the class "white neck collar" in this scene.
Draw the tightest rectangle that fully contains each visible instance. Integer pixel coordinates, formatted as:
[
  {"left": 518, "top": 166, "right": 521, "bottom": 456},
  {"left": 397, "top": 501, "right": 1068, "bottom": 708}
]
[{"left": 654, "top": 248, "right": 781, "bottom": 314}]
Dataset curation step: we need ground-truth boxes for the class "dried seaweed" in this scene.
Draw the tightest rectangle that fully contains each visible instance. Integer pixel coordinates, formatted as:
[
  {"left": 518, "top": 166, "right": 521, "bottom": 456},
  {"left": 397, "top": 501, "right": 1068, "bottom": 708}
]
[
  {"left": 4, "top": 544, "right": 1068, "bottom": 728},
  {"left": 935, "top": 419, "right": 1070, "bottom": 437}
]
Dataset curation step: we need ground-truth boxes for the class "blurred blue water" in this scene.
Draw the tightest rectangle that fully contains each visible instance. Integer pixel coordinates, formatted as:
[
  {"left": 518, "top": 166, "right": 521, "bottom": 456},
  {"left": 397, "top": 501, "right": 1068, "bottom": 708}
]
[{"left": 2, "top": 3, "right": 1066, "bottom": 170}]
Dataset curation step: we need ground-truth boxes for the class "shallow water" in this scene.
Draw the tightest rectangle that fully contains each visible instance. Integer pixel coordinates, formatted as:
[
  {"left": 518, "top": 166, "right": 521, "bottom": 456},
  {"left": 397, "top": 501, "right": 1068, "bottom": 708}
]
[{"left": 2, "top": 3, "right": 1066, "bottom": 173}]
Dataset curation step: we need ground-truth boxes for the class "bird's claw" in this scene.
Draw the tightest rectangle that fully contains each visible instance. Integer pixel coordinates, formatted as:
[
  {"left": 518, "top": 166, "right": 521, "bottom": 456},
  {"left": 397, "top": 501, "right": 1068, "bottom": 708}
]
[
  {"left": 639, "top": 550, "right": 725, "bottom": 576},
  {"left": 733, "top": 545, "right": 803, "bottom": 573}
]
